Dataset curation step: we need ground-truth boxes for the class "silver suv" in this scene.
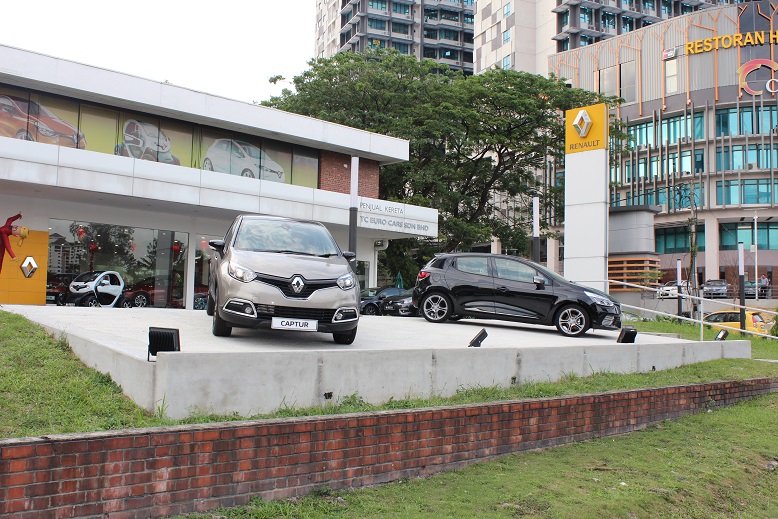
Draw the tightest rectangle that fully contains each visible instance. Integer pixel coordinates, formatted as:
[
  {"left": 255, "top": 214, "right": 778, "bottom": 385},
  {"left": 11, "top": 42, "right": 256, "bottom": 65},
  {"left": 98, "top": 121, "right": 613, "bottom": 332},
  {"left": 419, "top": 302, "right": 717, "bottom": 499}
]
[{"left": 207, "top": 215, "right": 360, "bottom": 344}]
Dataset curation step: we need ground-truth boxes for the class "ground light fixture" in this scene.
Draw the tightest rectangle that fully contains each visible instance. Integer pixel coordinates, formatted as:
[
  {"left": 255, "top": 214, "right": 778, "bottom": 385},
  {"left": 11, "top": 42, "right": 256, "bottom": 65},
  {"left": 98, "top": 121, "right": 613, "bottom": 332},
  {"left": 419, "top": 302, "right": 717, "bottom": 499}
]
[
  {"left": 617, "top": 326, "right": 638, "bottom": 343},
  {"left": 469, "top": 328, "right": 488, "bottom": 347},
  {"left": 715, "top": 329, "right": 729, "bottom": 341},
  {"left": 148, "top": 327, "right": 180, "bottom": 361}
]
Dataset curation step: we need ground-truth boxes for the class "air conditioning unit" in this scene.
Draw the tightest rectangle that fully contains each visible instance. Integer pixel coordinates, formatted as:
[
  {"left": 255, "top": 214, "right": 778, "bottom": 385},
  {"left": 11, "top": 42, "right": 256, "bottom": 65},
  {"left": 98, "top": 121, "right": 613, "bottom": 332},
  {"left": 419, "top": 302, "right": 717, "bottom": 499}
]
[
  {"left": 637, "top": 144, "right": 646, "bottom": 151},
  {"left": 679, "top": 137, "right": 688, "bottom": 144},
  {"left": 772, "top": 127, "right": 778, "bottom": 136},
  {"left": 588, "top": 23, "right": 596, "bottom": 30},
  {"left": 660, "top": 203, "right": 668, "bottom": 213},
  {"left": 747, "top": 163, "right": 758, "bottom": 170}
]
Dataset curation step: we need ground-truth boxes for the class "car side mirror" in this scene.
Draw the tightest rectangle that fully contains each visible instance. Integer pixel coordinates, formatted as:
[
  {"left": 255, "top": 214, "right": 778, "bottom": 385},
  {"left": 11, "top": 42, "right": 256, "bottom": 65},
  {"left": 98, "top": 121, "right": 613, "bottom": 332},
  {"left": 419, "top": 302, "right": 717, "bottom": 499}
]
[
  {"left": 533, "top": 276, "right": 546, "bottom": 289},
  {"left": 209, "top": 240, "right": 225, "bottom": 254},
  {"left": 342, "top": 251, "right": 356, "bottom": 261}
]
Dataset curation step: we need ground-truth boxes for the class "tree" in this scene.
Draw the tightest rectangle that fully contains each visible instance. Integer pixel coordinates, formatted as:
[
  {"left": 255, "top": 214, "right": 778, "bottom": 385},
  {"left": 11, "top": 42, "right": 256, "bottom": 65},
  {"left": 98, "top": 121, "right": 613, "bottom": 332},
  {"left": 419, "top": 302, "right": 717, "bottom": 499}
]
[{"left": 266, "top": 49, "right": 621, "bottom": 280}]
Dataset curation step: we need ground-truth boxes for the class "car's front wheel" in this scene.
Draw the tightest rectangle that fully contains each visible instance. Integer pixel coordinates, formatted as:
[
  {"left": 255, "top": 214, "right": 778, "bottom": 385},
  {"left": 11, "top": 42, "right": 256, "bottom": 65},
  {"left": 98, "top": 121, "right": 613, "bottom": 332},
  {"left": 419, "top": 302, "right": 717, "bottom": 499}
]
[
  {"left": 420, "top": 293, "right": 452, "bottom": 323},
  {"left": 203, "top": 158, "right": 214, "bottom": 171},
  {"left": 362, "top": 304, "right": 379, "bottom": 316},
  {"left": 133, "top": 292, "right": 149, "bottom": 308},
  {"left": 82, "top": 295, "right": 98, "bottom": 308},
  {"left": 241, "top": 169, "right": 256, "bottom": 178},
  {"left": 117, "top": 296, "right": 133, "bottom": 308},
  {"left": 212, "top": 290, "right": 232, "bottom": 337},
  {"left": 333, "top": 327, "right": 357, "bottom": 345},
  {"left": 555, "top": 304, "right": 590, "bottom": 337}
]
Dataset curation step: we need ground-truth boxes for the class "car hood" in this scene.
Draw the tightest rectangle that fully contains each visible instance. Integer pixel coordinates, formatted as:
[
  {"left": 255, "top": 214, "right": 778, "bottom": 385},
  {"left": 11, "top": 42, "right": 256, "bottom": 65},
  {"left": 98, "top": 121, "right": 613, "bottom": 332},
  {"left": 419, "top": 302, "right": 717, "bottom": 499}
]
[
  {"left": 36, "top": 115, "right": 79, "bottom": 135},
  {"left": 230, "top": 250, "right": 351, "bottom": 280}
]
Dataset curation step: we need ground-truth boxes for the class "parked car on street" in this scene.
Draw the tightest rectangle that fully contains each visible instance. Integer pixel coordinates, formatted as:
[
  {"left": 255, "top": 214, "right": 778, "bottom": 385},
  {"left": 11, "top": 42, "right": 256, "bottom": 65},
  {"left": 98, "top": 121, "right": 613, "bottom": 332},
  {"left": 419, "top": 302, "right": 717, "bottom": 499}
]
[
  {"left": 702, "top": 309, "right": 767, "bottom": 334},
  {"left": 702, "top": 279, "right": 732, "bottom": 299},
  {"left": 203, "top": 139, "right": 285, "bottom": 181},
  {"left": 379, "top": 289, "right": 418, "bottom": 317},
  {"left": 63, "top": 271, "right": 133, "bottom": 308},
  {"left": 412, "top": 253, "right": 621, "bottom": 337},
  {"left": 360, "top": 286, "right": 406, "bottom": 315},
  {"left": 657, "top": 280, "right": 691, "bottom": 299},
  {"left": 207, "top": 215, "right": 359, "bottom": 344}
]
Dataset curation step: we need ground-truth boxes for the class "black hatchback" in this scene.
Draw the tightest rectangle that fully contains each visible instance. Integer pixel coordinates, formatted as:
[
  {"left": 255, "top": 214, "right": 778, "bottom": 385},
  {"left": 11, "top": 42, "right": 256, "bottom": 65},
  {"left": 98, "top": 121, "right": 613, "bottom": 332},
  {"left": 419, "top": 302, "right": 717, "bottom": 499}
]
[{"left": 412, "top": 253, "right": 621, "bottom": 337}]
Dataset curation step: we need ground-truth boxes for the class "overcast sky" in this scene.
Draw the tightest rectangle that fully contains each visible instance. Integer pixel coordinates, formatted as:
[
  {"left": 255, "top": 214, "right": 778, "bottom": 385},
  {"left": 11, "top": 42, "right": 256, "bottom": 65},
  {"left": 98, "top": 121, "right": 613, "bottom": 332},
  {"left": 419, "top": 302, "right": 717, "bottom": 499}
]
[{"left": 0, "top": 1, "right": 315, "bottom": 104}]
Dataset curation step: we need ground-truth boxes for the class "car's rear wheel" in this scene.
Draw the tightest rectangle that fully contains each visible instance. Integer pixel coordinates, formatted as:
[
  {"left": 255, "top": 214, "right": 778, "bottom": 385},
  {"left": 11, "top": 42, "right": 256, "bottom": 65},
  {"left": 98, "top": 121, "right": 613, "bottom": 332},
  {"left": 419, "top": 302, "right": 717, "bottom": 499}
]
[
  {"left": 241, "top": 169, "right": 256, "bottom": 178},
  {"left": 555, "top": 304, "right": 590, "bottom": 337},
  {"left": 420, "top": 293, "right": 452, "bottom": 323},
  {"left": 203, "top": 158, "right": 214, "bottom": 171},
  {"left": 133, "top": 293, "right": 149, "bottom": 308},
  {"left": 333, "top": 327, "right": 357, "bottom": 345},
  {"left": 206, "top": 292, "right": 215, "bottom": 316},
  {"left": 212, "top": 290, "right": 232, "bottom": 337},
  {"left": 362, "top": 304, "right": 379, "bottom": 316},
  {"left": 117, "top": 296, "right": 133, "bottom": 308}
]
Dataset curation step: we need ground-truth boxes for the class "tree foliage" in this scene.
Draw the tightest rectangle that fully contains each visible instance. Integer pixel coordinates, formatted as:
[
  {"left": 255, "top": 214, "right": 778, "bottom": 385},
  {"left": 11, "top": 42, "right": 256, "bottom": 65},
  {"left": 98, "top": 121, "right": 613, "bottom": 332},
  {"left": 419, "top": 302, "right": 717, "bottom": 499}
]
[{"left": 265, "top": 49, "right": 622, "bottom": 280}]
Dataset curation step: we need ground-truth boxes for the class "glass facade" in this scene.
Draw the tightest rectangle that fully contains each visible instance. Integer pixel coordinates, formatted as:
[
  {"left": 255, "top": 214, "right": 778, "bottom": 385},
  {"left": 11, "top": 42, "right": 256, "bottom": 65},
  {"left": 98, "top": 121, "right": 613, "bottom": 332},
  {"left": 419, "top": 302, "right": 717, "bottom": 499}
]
[
  {"left": 655, "top": 225, "right": 705, "bottom": 254},
  {"left": 48, "top": 219, "right": 202, "bottom": 309}
]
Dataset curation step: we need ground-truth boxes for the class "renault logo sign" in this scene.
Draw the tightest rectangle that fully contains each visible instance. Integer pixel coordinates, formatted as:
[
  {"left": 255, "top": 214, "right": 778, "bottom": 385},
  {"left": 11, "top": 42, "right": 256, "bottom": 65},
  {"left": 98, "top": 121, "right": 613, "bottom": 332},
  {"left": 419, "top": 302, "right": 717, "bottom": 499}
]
[
  {"left": 290, "top": 275, "right": 305, "bottom": 294},
  {"left": 572, "top": 110, "right": 592, "bottom": 138},
  {"left": 20, "top": 257, "right": 38, "bottom": 278}
]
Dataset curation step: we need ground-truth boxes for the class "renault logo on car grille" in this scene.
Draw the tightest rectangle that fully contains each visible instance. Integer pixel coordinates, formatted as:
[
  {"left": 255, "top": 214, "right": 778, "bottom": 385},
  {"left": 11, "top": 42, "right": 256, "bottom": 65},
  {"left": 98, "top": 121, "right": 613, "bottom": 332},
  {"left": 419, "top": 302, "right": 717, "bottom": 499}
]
[{"left": 290, "top": 276, "right": 305, "bottom": 294}]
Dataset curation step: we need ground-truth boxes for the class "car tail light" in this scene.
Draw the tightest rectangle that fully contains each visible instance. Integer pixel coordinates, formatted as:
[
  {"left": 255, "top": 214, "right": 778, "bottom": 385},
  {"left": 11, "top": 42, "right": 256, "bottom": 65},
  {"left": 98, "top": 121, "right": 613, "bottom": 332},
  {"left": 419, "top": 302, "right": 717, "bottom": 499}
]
[{"left": 417, "top": 271, "right": 431, "bottom": 281}]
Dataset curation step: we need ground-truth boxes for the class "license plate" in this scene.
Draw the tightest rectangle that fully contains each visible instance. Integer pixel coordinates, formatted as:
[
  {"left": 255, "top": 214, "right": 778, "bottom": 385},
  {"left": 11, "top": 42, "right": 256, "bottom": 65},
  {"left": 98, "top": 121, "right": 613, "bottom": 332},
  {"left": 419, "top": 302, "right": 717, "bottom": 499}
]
[
  {"left": 46, "top": 296, "right": 55, "bottom": 301},
  {"left": 65, "top": 303, "right": 76, "bottom": 306},
  {"left": 271, "top": 317, "right": 318, "bottom": 332},
  {"left": 384, "top": 304, "right": 395, "bottom": 310}
]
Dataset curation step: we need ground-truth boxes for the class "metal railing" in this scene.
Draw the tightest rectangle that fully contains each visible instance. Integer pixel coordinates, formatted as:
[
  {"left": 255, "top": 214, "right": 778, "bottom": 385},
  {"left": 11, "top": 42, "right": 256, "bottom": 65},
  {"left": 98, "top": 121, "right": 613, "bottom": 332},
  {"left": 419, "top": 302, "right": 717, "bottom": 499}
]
[{"left": 605, "top": 280, "right": 778, "bottom": 341}]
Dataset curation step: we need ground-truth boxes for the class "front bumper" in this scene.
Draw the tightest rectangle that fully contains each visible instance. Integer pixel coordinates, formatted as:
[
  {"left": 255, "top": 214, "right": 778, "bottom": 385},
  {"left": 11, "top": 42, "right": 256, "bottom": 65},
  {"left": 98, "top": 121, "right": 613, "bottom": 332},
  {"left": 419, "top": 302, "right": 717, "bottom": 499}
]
[
  {"left": 590, "top": 304, "right": 622, "bottom": 330},
  {"left": 217, "top": 279, "right": 359, "bottom": 332}
]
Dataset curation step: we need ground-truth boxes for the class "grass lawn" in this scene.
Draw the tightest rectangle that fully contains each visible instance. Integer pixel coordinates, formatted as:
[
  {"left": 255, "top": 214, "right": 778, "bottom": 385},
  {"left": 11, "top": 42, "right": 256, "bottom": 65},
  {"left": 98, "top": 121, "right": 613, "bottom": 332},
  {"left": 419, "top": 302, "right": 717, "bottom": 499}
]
[{"left": 2, "top": 310, "right": 777, "bottom": 518}]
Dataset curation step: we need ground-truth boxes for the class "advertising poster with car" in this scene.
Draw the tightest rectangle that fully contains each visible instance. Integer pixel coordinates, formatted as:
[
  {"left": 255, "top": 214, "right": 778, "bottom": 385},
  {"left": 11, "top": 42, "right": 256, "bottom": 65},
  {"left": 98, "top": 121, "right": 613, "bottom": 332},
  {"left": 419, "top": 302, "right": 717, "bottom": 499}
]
[
  {"left": 115, "top": 113, "right": 181, "bottom": 165},
  {"left": 0, "top": 86, "right": 84, "bottom": 148},
  {"left": 201, "top": 131, "right": 289, "bottom": 183}
]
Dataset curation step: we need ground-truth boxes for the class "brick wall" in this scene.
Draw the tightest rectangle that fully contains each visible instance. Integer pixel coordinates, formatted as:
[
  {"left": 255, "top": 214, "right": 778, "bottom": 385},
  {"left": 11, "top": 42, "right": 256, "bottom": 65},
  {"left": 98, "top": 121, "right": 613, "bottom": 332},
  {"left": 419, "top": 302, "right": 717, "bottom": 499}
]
[
  {"left": 1, "top": 379, "right": 775, "bottom": 519},
  {"left": 319, "top": 151, "right": 379, "bottom": 198}
]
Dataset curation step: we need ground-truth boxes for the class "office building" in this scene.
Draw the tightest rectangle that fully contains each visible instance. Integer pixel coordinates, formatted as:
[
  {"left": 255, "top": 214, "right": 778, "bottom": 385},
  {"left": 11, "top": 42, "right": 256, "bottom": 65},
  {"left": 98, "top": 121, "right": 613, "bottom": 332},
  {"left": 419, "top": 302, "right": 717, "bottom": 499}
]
[{"left": 316, "top": 0, "right": 475, "bottom": 74}]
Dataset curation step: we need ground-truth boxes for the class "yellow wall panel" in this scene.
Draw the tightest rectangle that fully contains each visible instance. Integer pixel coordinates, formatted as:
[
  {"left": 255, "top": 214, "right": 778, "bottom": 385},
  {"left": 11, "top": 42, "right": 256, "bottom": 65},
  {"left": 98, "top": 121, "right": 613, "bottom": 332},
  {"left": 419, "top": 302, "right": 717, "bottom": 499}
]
[{"left": 0, "top": 229, "right": 48, "bottom": 305}]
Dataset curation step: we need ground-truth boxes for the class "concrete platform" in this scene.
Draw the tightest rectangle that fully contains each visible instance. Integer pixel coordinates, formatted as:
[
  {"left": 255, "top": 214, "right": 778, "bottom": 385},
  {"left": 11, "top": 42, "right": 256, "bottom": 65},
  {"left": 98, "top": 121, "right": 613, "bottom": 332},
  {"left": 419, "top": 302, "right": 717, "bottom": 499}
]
[{"left": 3, "top": 305, "right": 751, "bottom": 419}]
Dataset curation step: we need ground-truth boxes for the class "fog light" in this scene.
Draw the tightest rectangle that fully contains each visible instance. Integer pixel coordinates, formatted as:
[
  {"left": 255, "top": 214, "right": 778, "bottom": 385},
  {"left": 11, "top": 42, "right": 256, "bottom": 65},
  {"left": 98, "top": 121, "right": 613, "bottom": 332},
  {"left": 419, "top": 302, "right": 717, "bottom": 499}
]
[{"left": 333, "top": 308, "right": 358, "bottom": 322}]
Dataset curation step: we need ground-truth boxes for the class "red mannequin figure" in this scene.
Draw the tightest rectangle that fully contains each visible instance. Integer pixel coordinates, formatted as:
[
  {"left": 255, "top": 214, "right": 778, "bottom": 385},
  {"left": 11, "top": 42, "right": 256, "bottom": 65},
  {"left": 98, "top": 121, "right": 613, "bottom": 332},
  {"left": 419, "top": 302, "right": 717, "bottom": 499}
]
[{"left": 1, "top": 213, "right": 28, "bottom": 275}]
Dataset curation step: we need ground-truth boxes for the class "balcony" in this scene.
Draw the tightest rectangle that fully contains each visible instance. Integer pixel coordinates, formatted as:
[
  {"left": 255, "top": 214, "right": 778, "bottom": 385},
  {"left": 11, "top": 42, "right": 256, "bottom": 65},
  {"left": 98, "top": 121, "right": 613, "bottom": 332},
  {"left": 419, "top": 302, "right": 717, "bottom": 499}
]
[
  {"left": 390, "top": 31, "right": 413, "bottom": 41},
  {"left": 438, "top": 0, "right": 465, "bottom": 11},
  {"left": 367, "top": 7, "right": 391, "bottom": 19}
]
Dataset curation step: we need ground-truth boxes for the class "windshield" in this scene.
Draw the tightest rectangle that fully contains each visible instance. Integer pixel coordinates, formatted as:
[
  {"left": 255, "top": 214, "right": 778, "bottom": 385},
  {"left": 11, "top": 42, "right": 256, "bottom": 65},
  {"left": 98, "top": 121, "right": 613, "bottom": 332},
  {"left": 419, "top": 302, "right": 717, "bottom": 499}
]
[
  {"left": 233, "top": 218, "right": 341, "bottom": 257},
  {"left": 236, "top": 141, "right": 262, "bottom": 160}
]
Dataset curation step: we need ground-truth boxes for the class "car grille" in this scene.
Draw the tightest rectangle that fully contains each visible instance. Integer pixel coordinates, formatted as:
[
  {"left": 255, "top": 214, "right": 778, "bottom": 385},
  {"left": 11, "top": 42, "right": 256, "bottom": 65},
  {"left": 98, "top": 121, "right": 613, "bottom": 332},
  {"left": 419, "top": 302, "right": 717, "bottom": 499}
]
[
  {"left": 255, "top": 304, "right": 337, "bottom": 322},
  {"left": 255, "top": 274, "right": 338, "bottom": 299}
]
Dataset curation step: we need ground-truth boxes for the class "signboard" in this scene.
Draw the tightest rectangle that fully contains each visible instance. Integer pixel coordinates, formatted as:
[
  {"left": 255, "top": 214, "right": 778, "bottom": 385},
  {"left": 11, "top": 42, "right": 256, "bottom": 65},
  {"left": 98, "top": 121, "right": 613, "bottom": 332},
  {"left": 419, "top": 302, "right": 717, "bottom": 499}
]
[{"left": 564, "top": 103, "right": 608, "bottom": 155}]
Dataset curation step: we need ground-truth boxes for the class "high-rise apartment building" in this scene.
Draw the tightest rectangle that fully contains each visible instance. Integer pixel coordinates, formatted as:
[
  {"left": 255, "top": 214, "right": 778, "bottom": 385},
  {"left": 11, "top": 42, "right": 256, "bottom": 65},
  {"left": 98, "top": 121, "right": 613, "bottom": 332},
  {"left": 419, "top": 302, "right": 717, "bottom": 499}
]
[
  {"left": 316, "top": 0, "right": 475, "bottom": 74},
  {"left": 476, "top": 1, "right": 736, "bottom": 75}
]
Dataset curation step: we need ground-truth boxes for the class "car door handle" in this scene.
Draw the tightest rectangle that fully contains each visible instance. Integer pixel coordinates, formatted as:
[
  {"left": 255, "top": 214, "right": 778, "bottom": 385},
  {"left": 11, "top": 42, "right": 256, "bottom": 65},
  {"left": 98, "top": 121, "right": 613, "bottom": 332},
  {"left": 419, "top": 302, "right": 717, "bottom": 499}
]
[{"left": 496, "top": 286, "right": 509, "bottom": 292}]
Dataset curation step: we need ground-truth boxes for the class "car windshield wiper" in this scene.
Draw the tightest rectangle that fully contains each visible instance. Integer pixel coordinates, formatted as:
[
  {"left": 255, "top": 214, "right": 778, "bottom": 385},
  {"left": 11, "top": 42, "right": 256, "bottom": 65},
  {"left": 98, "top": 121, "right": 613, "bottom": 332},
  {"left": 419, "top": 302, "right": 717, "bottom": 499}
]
[
  {"left": 261, "top": 249, "right": 316, "bottom": 256},
  {"left": 317, "top": 253, "right": 339, "bottom": 257}
]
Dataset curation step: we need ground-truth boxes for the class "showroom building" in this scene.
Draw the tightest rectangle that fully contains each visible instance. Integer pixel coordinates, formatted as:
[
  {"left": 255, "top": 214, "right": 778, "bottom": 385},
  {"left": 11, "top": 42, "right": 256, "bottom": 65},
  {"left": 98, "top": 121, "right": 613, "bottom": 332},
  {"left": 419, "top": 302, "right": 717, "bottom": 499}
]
[
  {"left": 0, "top": 44, "right": 438, "bottom": 308},
  {"left": 548, "top": 0, "right": 778, "bottom": 289}
]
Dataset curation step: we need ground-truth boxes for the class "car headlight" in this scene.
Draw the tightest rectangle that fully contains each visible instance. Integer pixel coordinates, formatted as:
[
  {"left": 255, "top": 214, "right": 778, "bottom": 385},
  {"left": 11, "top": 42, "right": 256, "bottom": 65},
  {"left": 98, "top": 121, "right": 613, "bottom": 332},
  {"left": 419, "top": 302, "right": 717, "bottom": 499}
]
[
  {"left": 35, "top": 122, "right": 57, "bottom": 137},
  {"left": 337, "top": 272, "right": 356, "bottom": 290},
  {"left": 228, "top": 262, "right": 257, "bottom": 283},
  {"left": 585, "top": 291, "right": 614, "bottom": 307}
]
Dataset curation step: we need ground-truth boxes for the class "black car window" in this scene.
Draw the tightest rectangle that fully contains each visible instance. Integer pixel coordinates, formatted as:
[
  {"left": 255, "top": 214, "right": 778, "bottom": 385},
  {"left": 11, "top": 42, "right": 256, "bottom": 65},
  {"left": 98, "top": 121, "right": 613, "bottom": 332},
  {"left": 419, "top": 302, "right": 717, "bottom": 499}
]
[
  {"left": 453, "top": 257, "right": 489, "bottom": 276},
  {"left": 493, "top": 258, "right": 537, "bottom": 283},
  {"left": 705, "top": 313, "right": 722, "bottom": 323}
]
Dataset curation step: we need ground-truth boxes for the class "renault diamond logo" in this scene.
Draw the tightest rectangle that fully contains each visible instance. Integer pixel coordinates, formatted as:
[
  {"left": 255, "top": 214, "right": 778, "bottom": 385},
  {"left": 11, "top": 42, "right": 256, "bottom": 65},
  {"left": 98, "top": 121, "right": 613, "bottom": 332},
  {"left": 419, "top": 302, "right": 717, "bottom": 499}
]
[
  {"left": 572, "top": 110, "right": 592, "bottom": 138},
  {"left": 290, "top": 275, "right": 305, "bottom": 294},
  {"left": 21, "top": 257, "right": 38, "bottom": 278}
]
